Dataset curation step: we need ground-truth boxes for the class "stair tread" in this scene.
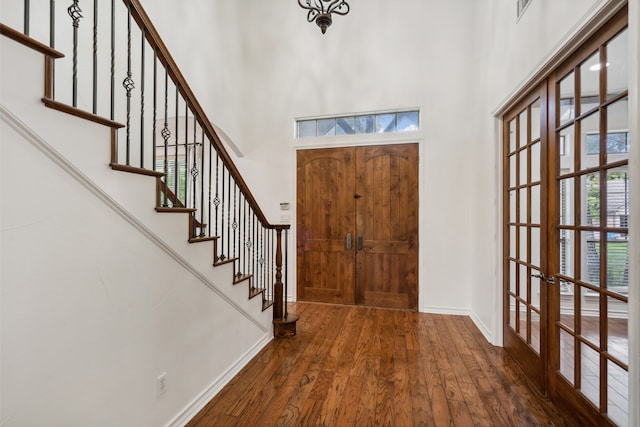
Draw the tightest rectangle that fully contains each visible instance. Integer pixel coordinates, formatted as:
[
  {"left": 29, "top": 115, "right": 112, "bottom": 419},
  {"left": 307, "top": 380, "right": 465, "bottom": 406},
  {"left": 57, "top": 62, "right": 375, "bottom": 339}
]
[
  {"left": 188, "top": 236, "right": 218, "bottom": 243},
  {"left": 234, "top": 273, "right": 253, "bottom": 284},
  {"left": 248, "top": 287, "right": 264, "bottom": 299},
  {"left": 155, "top": 207, "right": 197, "bottom": 213},
  {"left": 41, "top": 97, "right": 125, "bottom": 129},
  {"left": 213, "top": 257, "right": 238, "bottom": 267},
  {"left": 110, "top": 163, "right": 164, "bottom": 177}
]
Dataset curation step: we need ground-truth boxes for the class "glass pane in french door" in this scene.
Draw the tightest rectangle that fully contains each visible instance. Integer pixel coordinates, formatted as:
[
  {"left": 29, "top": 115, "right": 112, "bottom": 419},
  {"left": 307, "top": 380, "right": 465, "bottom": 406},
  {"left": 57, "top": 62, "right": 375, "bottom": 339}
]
[
  {"left": 553, "top": 25, "right": 629, "bottom": 427},
  {"left": 504, "top": 94, "right": 544, "bottom": 369}
]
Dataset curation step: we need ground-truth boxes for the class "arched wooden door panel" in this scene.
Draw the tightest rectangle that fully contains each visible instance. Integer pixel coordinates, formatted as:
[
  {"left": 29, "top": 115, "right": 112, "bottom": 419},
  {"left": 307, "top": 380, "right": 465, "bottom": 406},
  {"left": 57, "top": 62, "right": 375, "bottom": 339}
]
[{"left": 297, "top": 143, "right": 419, "bottom": 310}]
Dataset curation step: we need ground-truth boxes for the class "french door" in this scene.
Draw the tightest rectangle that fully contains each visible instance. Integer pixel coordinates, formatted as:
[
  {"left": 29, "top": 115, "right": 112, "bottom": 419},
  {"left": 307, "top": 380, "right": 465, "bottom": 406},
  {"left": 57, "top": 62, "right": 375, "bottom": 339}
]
[
  {"left": 296, "top": 144, "right": 419, "bottom": 310},
  {"left": 503, "top": 7, "right": 629, "bottom": 427},
  {"left": 503, "top": 84, "right": 549, "bottom": 390}
]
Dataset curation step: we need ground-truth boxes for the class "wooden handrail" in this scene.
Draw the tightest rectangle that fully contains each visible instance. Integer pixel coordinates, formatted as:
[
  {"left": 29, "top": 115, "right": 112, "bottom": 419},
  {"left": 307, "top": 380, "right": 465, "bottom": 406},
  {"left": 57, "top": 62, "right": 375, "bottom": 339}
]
[{"left": 123, "top": 0, "right": 286, "bottom": 231}]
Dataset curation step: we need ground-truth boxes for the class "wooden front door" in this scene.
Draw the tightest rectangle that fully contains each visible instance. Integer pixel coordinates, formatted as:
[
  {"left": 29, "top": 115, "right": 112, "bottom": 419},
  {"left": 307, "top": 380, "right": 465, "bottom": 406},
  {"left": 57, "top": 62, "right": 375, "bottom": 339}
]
[{"left": 297, "top": 143, "right": 419, "bottom": 310}]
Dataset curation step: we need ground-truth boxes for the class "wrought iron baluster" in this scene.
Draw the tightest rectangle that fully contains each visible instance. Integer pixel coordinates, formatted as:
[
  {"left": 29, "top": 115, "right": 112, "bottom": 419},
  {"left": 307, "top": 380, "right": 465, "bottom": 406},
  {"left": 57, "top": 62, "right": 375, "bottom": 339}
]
[
  {"left": 68, "top": 0, "right": 82, "bottom": 107},
  {"left": 49, "top": 0, "right": 55, "bottom": 48},
  {"left": 219, "top": 164, "right": 225, "bottom": 261},
  {"left": 24, "top": 0, "right": 29, "bottom": 36},
  {"left": 161, "top": 69, "right": 170, "bottom": 207},
  {"left": 213, "top": 153, "right": 219, "bottom": 237},
  {"left": 191, "top": 116, "right": 199, "bottom": 237},
  {"left": 152, "top": 51, "right": 157, "bottom": 171},
  {"left": 243, "top": 198, "right": 247, "bottom": 275},
  {"left": 184, "top": 103, "right": 189, "bottom": 208},
  {"left": 253, "top": 214, "right": 258, "bottom": 282},
  {"left": 260, "top": 227, "right": 265, "bottom": 293},
  {"left": 200, "top": 128, "right": 206, "bottom": 237},
  {"left": 110, "top": 0, "right": 115, "bottom": 120},
  {"left": 270, "top": 229, "right": 274, "bottom": 300},
  {"left": 182, "top": 103, "right": 188, "bottom": 207},
  {"left": 140, "top": 29, "right": 145, "bottom": 168},
  {"left": 92, "top": 0, "right": 98, "bottom": 114},
  {"left": 122, "top": 3, "right": 135, "bottom": 165},
  {"left": 174, "top": 85, "right": 179, "bottom": 204},
  {"left": 208, "top": 137, "right": 213, "bottom": 238},
  {"left": 232, "top": 183, "right": 237, "bottom": 260},
  {"left": 227, "top": 167, "right": 231, "bottom": 260}
]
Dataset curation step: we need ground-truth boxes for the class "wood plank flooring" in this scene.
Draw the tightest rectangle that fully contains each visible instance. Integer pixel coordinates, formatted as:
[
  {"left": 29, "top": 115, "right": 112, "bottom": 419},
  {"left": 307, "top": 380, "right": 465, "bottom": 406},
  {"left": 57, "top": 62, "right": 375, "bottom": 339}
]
[{"left": 187, "top": 302, "right": 571, "bottom": 426}]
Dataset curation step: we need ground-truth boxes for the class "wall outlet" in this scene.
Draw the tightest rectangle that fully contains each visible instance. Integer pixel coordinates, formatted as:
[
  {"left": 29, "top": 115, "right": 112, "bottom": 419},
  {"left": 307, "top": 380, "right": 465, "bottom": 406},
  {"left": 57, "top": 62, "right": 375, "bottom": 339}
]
[{"left": 157, "top": 372, "right": 167, "bottom": 397}]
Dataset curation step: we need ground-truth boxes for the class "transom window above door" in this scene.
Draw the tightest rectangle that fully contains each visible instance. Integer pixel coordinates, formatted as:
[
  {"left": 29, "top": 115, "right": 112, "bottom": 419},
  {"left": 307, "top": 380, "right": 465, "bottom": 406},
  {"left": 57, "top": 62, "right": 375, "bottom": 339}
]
[{"left": 296, "top": 109, "right": 419, "bottom": 138}]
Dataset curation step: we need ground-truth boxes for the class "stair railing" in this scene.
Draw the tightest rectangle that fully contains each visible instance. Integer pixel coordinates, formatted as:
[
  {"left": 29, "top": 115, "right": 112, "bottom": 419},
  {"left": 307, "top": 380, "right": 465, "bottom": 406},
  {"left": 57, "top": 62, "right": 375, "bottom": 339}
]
[{"left": 1, "top": 0, "right": 293, "bottom": 334}]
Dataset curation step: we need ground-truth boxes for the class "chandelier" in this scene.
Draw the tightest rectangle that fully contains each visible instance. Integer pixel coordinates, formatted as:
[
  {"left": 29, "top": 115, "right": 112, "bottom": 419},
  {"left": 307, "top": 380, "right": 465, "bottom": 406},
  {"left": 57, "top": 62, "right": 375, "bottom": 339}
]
[{"left": 298, "top": 0, "right": 350, "bottom": 34}]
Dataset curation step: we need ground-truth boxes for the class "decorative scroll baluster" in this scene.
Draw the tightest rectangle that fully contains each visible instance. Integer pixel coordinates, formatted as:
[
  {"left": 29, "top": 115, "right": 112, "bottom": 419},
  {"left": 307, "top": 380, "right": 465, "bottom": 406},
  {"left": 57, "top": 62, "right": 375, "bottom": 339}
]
[
  {"left": 242, "top": 198, "right": 247, "bottom": 275},
  {"left": 67, "top": 0, "right": 82, "bottom": 107},
  {"left": 140, "top": 29, "right": 145, "bottom": 168},
  {"left": 219, "top": 165, "right": 225, "bottom": 261},
  {"left": 232, "top": 183, "right": 238, "bottom": 260},
  {"left": 122, "top": 3, "right": 135, "bottom": 165},
  {"left": 24, "top": 0, "right": 30, "bottom": 35},
  {"left": 92, "top": 0, "right": 97, "bottom": 114},
  {"left": 161, "top": 69, "right": 170, "bottom": 207},
  {"left": 190, "top": 116, "right": 199, "bottom": 237},
  {"left": 213, "top": 155, "right": 220, "bottom": 237},
  {"left": 270, "top": 230, "right": 274, "bottom": 299},
  {"left": 259, "top": 227, "right": 265, "bottom": 291},
  {"left": 208, "top": 138, "right": 213, "bottom": 238}
]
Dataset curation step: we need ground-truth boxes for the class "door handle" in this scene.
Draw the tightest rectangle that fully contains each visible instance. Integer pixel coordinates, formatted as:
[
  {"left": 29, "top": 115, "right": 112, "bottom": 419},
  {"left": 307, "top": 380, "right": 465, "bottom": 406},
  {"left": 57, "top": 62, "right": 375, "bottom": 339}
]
[
  {"left": 531, "top": 272, "right": 555, "bottom": 284},
  {"left": 357, "top": 235, "right": 363, "bottom": 251},
  {"left": 346, "top": 233, "right": 352, "bottom": 250}
]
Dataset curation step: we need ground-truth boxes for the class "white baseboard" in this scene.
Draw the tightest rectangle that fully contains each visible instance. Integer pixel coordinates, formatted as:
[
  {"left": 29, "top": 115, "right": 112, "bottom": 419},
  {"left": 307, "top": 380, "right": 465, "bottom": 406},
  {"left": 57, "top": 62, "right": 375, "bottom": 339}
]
[
  {"left": 421, "top": 305, "right": 471, "bottom": 316},
  {"left": 421, "top": 306, "right": 495, "bottom": 345},
  {"left": 167, "top": 333, "right": 273, "bottom": 427},
  {"left": 469, "top": 313, "right": 494, "bottom": 345}
]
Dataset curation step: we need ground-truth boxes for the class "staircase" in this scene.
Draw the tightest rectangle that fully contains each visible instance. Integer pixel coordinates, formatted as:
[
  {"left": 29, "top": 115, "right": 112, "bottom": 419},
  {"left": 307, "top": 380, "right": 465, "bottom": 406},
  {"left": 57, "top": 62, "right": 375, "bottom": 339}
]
[{"left": 1, "top": 1, "right": 295, "bottom": 425}]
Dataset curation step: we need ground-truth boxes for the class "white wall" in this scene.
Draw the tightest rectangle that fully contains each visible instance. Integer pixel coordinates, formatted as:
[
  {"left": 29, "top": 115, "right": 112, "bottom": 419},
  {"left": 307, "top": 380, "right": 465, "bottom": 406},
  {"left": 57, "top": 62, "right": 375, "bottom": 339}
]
[
  {"left": 1, "top": 36, "right": 272, "bottom": 426},
  {"left": 139, "top": 0, "right": 247, "bottom": 156}
]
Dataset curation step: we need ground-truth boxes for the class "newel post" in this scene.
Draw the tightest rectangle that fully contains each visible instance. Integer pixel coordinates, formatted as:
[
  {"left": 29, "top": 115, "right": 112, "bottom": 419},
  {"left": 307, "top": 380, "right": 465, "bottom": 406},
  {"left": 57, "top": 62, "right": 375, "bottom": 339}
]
[
  {"left": 273, "top": 227, "right": 284, "bottom": 320},
  {"left": 273, "top": 226, "right": 298, "bottom": 338}
]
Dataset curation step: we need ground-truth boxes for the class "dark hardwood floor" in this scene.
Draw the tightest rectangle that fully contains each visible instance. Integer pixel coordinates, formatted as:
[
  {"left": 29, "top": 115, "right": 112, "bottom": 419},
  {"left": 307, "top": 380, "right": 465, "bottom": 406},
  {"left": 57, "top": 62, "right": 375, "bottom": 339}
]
[{"left": 188, "top": 302, "right": 571, "bottom": 426}]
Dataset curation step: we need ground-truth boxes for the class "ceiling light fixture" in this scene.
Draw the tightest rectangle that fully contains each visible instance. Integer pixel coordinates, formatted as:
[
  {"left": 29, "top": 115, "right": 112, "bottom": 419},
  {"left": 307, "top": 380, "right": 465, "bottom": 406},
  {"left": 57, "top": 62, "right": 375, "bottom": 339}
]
[{"left": 298, "top": 0, "right": 350, "bottom": 34}]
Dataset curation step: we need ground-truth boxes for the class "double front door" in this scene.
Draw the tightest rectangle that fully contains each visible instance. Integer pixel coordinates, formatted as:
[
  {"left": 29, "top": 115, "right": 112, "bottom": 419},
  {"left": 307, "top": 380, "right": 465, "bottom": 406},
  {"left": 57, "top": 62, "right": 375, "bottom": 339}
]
[{"left": 296, "top": 144, "right": 419, "bottom": 310}]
